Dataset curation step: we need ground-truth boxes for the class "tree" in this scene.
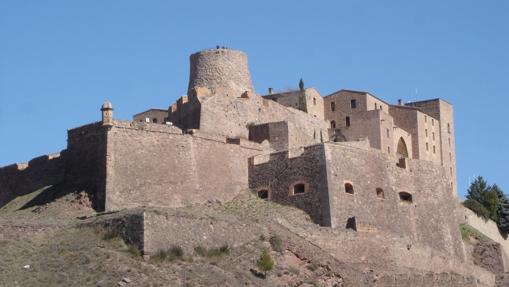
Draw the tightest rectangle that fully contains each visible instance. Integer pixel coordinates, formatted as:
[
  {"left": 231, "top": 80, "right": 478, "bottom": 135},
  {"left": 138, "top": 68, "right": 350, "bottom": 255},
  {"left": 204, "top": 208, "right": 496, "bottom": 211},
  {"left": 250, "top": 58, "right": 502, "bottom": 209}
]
[
  {"left": 466, "top": 176, "right": 490, "bottom": 203},
  {"left": 463, "top": 199, "right": 490, "bottom": 220},
  {"left": 464, "top": 177, "right": 509, "bottom": 234},
  {"left": 493, "top": 184, "right": 509, "bottom": 234},
  {"left": 465, "top": 176, "right": 499, "bottom": 221},
  {"left": 257, "top": 250, "right": 274, "bottom": 276}
]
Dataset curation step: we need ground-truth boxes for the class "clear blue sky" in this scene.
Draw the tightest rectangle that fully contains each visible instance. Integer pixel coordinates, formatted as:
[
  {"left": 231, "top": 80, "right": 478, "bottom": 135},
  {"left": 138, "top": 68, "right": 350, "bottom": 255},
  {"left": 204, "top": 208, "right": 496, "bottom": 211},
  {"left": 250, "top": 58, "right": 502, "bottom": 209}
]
[{"left": 1, "top": 1, "right": 507, "bottom": 198}]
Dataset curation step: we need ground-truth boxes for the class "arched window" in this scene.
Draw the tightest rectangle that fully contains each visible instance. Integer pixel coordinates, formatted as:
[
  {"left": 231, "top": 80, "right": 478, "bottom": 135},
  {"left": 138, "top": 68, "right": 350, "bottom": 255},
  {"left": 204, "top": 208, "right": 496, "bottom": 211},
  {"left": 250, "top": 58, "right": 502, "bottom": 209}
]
[
  {"left": 346, "top": 217, "right": 357, "bottom": 231},
  {"left": 257, "top": 189, "right": 269, "bottom": 200},
  {"left": 399, "top": 192, "right": 413, "bottom": 203},
  {"left": 344, "top": 183, "right": 354, "bottom": 194},
  {"left": 397, "top": 137, "right": 409, "bottom": 158},
  {"left": 376, "top": 188, "right": 385, "bottom": 199},
  {"left": 331, "top": 120, "right": 336, "bottom": 129}
]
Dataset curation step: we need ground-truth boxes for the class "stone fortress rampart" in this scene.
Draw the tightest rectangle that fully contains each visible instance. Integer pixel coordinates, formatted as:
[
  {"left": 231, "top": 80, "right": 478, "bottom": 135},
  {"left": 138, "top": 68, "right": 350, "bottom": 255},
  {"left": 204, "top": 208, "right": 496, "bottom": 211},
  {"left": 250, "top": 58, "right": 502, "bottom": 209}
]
[{"left": 0, "top": 46, "right": 503, "bottom": 286}]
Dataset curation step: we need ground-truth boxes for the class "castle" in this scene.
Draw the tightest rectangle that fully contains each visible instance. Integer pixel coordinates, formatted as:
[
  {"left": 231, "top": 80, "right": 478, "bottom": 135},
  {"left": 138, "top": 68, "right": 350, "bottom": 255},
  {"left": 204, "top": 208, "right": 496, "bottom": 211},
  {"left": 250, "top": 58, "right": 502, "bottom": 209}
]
[{"left": 1, "top": 47, "right": 505, "bottom": 286}]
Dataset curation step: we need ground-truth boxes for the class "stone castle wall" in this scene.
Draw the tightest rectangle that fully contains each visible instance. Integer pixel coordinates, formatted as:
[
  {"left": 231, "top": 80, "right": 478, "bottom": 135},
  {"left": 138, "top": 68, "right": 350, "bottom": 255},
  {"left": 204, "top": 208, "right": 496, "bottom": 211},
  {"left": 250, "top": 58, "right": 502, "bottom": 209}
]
[
  {"left": 462, "top": 206, "right": 509, "bottom": 271},
  {"left": 249, "top": 144, "right": 331, "bottom": 225},
  {"left": 0, "top": 153, "right": 65, "bottom": 208},
  {"left": 0, "top": 122, "right": 108, "bottom": 210},
  {"left": 198, "top": 93, "right": 329, "bottom": 149},
  {"left": 104, "top": 121, "right": 262, "bottom": 211},
  {"left": 66, "top": 122, "right": 108, "bottom": 210},
  {"left": 323, "top": 142, "right": 463, "bottom": 260},
  {"left": 249, "top": 142, "right": 463, "bottom": 260}
]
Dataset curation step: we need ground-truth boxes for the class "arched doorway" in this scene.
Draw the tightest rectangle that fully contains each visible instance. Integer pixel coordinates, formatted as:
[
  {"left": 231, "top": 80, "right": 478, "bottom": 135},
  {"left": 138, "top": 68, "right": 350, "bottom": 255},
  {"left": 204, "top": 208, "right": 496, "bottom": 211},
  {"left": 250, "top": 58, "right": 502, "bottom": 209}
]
[{"left": 397, "top": 137, "right": 409, "bottom": 158}]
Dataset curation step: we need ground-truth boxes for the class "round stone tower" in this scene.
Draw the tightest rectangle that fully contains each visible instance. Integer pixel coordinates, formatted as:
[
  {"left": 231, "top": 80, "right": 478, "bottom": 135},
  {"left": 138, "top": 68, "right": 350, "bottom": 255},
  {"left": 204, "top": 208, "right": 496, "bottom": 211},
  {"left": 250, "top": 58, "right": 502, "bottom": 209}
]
[{"left": 187, "top": 47, "right": 255, "bottom": 97}]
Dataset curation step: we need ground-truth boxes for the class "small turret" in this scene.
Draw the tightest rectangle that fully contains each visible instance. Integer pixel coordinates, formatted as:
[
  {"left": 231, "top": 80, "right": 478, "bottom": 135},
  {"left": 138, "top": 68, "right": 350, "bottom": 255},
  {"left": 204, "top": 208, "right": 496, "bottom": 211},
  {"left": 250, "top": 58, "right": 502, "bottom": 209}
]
[{"left": 101, "top": 101, "right": 113, "bottom": 125}]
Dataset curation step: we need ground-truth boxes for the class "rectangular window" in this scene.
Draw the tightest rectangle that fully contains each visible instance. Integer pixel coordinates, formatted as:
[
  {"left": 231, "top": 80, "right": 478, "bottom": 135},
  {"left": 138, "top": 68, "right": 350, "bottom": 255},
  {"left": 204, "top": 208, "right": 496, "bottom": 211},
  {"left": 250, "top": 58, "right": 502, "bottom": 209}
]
[
  {"left": 425, "top": 129, "right": 428, "bottom": 137},
  {"left": 346, "top": 116, "right": 351, "bottom": 127},
  {"left": 386, "top": 128, "right": 390, "bottom": 138},
  {"left": 331, "top": 102, "right": 336, "bottom": 111},
  {"left": 350, "top": 99, "right": 357, "bottom": 109},
  {"left": 432, "top": 132, "right": 435, "bottom": 141},
  {"left": 432, "top": 119, "right": 434, "bottom": 126},
  {"left": 448, "top": 123, "right": 451, "bottom": 134},
  {"left": 426, "top": 142, "right": 429, "bottom": 151},
  {"left": 433, "top": 145, "right": 436, "bottom": 154},
  {"left": 387, "top": 146, "right": 390, "bottom": 154}
]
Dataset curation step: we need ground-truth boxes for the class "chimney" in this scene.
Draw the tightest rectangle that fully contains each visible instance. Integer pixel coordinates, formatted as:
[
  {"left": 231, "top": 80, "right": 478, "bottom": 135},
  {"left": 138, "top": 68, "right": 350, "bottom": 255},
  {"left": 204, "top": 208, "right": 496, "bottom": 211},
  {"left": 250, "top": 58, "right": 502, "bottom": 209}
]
[
  {"left": 398, "top": 99, "right": 403, "bottom": 106},
  {"left": 268, "top": 88, "right": 273, "bottom": 95}
]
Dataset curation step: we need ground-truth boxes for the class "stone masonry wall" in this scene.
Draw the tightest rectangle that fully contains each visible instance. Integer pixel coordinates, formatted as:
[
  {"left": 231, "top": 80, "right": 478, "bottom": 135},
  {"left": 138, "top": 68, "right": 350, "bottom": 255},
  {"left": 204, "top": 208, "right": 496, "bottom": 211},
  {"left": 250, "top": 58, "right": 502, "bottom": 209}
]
[
  {"left": 104, "top": 121, "right": 262, "bottom": 211},
  {"left": 199, "top": 93, "right": 329, "bottom": 149},
  {"left": 462, "top": 206, "right": 509, "bottom": 271},
  {"left": 65, "top": 122, "right": 108, "bottom": 210},
  {"left": 0, "top": 153, "right": 65, "bottom": 208},
  {"left": 248, "top": 145, "right": 331, "bottom": 226},
  {"left": 323, "top": 142, "right": 464, "bottom": 260}
]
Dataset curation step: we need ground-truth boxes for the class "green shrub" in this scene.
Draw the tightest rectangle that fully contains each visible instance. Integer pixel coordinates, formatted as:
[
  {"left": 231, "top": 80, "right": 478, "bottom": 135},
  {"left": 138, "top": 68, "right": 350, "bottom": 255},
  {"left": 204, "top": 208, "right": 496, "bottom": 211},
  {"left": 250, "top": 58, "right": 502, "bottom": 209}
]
[
  {"left": 127, "top": 244, "right": 141, "bottom": 257},
  {"left": 459, "top": 223, "right": 489, "bottom": 242},
  {"left": 257, "top": 250, "right": 274, "bottom": 275},
  {"left": 194, "top": 244, "right": 230, "bottom": 258},
  {"left": 152, "top": 245, "right": 184, "bottom": 262},
  {"left": 463, "top": 199, "right": 491, "bottom": 220},
  {"left": 194, "top": 246, "right": 207, "bottom": 257},
  {"left": 269, "top": 235, "right": 283, "bottom": 253}
]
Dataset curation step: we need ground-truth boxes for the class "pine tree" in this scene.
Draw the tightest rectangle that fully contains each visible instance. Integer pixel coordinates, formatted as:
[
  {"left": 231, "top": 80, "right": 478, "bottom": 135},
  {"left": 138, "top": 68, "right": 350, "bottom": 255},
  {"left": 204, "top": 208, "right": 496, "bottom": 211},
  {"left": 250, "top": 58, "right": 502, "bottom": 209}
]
[
  {"left": 466, "top": 176, "right": 490, "bottom": 203},
  {"left": 493, "top": 184, "right": 509, "bottom": 234},
  {"left": 465, "top": 176, "right": 499, "bottom": 220}
]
